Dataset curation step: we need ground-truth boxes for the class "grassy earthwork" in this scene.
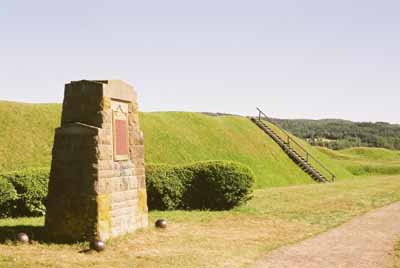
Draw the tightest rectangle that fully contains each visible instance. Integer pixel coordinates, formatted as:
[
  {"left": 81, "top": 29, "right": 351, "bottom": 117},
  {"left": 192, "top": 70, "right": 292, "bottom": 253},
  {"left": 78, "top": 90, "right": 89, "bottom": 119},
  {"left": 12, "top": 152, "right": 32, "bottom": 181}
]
[
  {"left": 2, "top": 101, "right": 400, "bottom": 267},
  {"left": 1, "top": 175, "right": 400, "bottom": 268},
  {"left": 1, "top": 100, "right": 400, "bottom": 188}
]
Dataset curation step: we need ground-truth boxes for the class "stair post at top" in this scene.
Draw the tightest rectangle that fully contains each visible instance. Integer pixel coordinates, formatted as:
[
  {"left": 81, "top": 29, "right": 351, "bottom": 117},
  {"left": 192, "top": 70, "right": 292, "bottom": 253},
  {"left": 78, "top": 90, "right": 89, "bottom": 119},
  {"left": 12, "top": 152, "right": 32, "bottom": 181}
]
[{"left": 252, "top": 107, "right": 336, "bottom": 183}]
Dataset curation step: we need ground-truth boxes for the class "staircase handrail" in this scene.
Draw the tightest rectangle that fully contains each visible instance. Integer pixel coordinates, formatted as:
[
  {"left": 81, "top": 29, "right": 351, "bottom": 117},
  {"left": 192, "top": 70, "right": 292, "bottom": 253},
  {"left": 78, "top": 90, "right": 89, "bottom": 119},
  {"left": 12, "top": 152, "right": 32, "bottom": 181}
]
[{"left": 256, "top": 107, "right": 336, "bottom": 182}]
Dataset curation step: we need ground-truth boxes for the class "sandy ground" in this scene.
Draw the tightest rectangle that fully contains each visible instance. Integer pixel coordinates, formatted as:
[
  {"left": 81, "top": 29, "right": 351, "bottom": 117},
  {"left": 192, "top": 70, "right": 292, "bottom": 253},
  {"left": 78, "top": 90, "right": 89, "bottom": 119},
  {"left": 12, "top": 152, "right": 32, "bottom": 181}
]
[{"left": 254, "top": 202, "right": 400, "bottom": 268}]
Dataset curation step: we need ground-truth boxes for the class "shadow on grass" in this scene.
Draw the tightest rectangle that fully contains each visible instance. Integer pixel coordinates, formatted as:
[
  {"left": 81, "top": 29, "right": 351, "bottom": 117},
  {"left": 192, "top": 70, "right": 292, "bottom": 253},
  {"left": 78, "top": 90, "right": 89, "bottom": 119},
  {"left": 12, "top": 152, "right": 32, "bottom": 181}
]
[
  {"left": 0, "top": 225, "right": 47, "bottom": 243},
  {"left": 0, "top": 225, "right": 90, "bottom": 246},
  {"left": 0, "top": 225, "right": 94, "bottom": 253}
]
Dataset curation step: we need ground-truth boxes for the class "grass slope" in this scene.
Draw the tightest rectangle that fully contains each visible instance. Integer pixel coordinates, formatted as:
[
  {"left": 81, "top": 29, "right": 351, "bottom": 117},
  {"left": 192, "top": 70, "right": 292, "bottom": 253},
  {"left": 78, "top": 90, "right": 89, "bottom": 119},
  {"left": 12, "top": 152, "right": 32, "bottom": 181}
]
[
  {"left": 0, "top": 101, "right": 61, "bottom": 172},
  {"left": 141, "top": 112, "right": 311, "bottom": 188},
  {"left": 1, "top": 175, "right": 400, "bottom": 268},
  {"left": 339, "top": 147, "right": 400, "bottom": 161},
  {"left": 264, "top": 120, "right": 400, "bottom": 180},
  {"left": 0, "top": 101, "right": 311, "bottom": 187},
  {"left": 1, "top": 101, "right": 400, "bottom": 188}
]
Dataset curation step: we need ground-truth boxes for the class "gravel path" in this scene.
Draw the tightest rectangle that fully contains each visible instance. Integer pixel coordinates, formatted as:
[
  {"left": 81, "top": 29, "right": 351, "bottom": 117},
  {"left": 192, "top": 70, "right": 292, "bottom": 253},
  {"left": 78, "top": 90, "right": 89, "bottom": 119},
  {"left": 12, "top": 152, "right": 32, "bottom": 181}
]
[{"left": 254, "top": 202, "right": 400, "bottom": 268}]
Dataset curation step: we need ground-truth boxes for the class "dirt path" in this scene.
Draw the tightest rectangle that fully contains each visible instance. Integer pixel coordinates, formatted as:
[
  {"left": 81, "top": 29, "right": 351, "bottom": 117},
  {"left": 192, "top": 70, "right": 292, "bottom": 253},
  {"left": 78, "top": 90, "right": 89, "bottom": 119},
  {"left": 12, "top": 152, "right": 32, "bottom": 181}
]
[{"left": 254, "top": 202, "right": 400, "bottom": 268}]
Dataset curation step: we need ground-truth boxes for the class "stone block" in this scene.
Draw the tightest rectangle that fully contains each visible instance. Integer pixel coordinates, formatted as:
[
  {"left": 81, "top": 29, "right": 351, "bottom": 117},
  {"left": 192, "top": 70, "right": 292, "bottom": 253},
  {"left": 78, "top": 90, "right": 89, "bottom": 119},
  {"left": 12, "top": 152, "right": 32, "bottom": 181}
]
[
  {"left": 111, "top": 199, "right": 137, "bottom": 211},
  {"left": 138, "top": 189, "right": 148, "bottom": 213},
  {"left": 45, "top": 80, "right": 148, "bottom": 242},
  {"left": 110, "top": 207, "right": 132, "bottom": 218},
  {"left": 133, "top": 167, "right": 145, "bottom": 176},
  {"left": 130, "top": 145, "right": 144, "bottom": 159},
  {"left": 97, "top": 160, "right": 114, "bottom": 171},
  {"left": 137, "top": 175, "right": 146, "bottom": 189},
  {"left": 98, "top": 169, "right": 115, "bottom": 179},
  {"left": 110, "top": 190, "right": 137, "bottom": 203}
]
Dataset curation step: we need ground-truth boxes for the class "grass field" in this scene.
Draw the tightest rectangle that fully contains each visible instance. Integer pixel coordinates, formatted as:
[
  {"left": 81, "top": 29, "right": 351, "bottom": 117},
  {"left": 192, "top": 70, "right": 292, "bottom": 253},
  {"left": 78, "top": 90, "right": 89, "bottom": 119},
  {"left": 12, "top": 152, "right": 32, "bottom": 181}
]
[
  {"left": 339, "top": 147, "right": 400, "bottom": 161},
  {"left": 395, "top": 241, "right": 400, "bottom": 268},
  {"left": 0, "top": 101, "right": 61, "bottom": 172},
  {"left": 1, "top": 175, "right": 400, "bottom": 268},
  {"left": 263, "top": 120, "right": 400, "bottom": 180},
  {"left": 2, "top": 101, "right": 400, "bottom": 267},
  {"left": 1, "top": 101, "right": 400, "bottom": 188}
]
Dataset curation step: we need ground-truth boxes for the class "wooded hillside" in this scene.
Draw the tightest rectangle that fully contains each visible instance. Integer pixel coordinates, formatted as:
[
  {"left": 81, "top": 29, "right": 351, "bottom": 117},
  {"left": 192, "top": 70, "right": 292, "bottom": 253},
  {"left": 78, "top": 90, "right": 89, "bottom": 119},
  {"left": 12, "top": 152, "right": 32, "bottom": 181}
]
[{"left": 273, "top": 118, "right": 400, "bottom": 150}]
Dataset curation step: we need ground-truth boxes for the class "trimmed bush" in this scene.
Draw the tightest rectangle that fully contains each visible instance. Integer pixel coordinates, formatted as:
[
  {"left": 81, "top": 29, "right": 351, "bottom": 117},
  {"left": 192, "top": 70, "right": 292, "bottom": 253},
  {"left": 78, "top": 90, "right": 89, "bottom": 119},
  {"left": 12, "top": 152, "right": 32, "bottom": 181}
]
[
  {"left": 146, "top": 161, "right": 254, "bottom": 211},
  {"left": 0, "top": 168, "right": 50, "bottom": 217},
  {"left": 0, "top": 176, "right": 18, "bottom": 218},
  {"left": 0, "top": 161, "right": 254, "bottom": 217},
  {"left": 146, "top": 164, "right": 193, "bottom": 210},
  {"left": 186, "top": 161, "right": 254, "bottom": 210}
]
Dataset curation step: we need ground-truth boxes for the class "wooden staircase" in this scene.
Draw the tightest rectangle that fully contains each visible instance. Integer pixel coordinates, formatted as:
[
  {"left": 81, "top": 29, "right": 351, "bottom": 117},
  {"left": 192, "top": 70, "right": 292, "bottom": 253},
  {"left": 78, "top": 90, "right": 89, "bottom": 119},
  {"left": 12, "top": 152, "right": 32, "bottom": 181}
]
[{"left": 251, "top": 108, "right": 335, "bottom": 183}]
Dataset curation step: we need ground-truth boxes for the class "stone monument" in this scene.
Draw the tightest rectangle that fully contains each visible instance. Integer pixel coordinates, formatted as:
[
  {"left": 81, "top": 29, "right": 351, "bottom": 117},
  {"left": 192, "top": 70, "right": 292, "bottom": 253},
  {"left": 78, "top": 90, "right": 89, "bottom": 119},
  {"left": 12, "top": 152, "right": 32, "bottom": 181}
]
[{"left": 45, "top": 80, "right": 148, "bottom": 242}]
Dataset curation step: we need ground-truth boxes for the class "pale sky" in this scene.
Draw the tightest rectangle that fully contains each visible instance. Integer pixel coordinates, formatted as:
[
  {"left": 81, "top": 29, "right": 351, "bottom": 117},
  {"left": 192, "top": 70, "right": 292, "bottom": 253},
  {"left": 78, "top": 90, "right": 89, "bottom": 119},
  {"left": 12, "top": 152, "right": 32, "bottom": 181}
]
[{"left": 0, "top": 0, "right": 399, "bottom": 123}]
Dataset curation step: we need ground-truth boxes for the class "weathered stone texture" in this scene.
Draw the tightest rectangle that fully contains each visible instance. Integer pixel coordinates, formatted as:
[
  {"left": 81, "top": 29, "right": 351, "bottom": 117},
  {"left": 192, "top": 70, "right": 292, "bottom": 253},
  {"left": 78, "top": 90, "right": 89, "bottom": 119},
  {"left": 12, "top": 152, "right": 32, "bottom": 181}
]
[{"left": 45, "top": 80, "right": 148, "bottom": 242}]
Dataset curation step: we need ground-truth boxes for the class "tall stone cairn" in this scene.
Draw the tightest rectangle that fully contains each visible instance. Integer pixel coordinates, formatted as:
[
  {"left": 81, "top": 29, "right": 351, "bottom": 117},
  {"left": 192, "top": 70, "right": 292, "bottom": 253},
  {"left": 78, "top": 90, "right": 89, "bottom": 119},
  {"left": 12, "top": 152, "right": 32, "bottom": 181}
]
[{"left": 45, "top": 80, "right": 148, "bottom": 242}]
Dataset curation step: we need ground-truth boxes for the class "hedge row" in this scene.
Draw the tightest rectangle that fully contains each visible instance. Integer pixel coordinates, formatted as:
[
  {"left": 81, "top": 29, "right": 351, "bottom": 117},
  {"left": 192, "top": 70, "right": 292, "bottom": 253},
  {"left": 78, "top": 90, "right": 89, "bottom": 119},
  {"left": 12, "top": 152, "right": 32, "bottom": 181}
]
[
  {"left": 0, "top": 168, "right": 49, "bottom": 218},
  {"left": 0, "top": 161, "right": 254, "bottom": 218},
  {"left": 0, "top": 176, "right": 18, "bottom": 217},
  {"left": 146, "top": 161, "right": 254, "bottom": 210}
]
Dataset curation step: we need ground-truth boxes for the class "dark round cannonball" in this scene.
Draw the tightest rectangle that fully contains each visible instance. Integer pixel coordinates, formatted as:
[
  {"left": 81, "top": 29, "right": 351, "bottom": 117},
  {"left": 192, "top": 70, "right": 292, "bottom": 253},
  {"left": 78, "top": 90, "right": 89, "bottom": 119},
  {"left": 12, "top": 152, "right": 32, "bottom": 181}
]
[
  {"left": 91, "top": 240, "right": 106, "bottom": 252},
  {"left": 155, "top": 219, "right": 168, "bottom": 229},
  {"left": 16, "top": 232, "right": 29, "bottom": 244}
]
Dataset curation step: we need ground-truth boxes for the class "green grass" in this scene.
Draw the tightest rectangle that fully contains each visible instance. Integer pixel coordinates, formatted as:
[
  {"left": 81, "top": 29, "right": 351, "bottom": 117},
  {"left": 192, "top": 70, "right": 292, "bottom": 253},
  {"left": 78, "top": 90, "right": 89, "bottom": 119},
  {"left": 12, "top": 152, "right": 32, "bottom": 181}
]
[
  {"left": 1, "top": 175, "right": 400, "bottom": 268},
  {"left": 0, "top": 102, "right": 312, "bottom": 188},
  {"left": 142, "top": 112, "right": 312, "bottom": 188},
  {"left": 264, "top": 120, "right": 400, "bottom": 181},
  {"left": 0, "top": 101, "right": 61, "bottom": 172},
  {"left": 395, "top": 240, "right": 400, "bottom": 268},
  {"left": 1, "top": 101, "right": 400, "bottom": 188},
  {"left": 316, "top": 147, "right": 400, "bottom": 178},
  {"left": 339, "top": 147, "right": 400, "bottom": 161}
]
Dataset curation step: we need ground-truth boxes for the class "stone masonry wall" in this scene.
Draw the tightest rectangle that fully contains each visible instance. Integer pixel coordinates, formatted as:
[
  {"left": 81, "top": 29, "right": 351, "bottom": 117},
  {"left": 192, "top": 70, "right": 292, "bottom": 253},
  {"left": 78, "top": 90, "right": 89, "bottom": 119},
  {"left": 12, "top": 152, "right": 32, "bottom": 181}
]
[{"left": 45, "top": 80, "right": 148, "bottom": 242}]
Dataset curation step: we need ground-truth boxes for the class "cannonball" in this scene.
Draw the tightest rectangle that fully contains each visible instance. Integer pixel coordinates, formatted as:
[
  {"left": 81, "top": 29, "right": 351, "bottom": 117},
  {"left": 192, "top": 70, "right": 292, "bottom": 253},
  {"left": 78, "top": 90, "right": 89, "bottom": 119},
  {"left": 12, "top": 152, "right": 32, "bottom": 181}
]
[
  {"left": 16, "top": 232, "right": 29, "bottom": 243},
  {"left": 155, "top": 219, "right": 168, "bottom": 229},
  {"left": 91, "top": 240, "right": 106, "bottom": 252}
]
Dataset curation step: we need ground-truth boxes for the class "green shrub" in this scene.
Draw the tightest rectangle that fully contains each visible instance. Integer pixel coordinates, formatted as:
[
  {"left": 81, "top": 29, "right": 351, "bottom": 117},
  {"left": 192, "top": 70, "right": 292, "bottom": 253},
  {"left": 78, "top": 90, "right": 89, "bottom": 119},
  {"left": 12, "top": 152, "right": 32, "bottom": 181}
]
[
  {"left": 146, "top": 164, "right": 192, "bottom": 210},
  {"left": 0, "top": 176, "right": 18, "bottom": 218},
  {"left": 146, "top": 161, "right": 254, "bottom": 211},
  {"left": 0, "top": 161, "right": 254, "bottom": 217},
  {"left": 186, "top": 161, "right": 254, "bottom": 210},
  {"left": 0, "top": 168, "right": 50, "bottom": 217}
]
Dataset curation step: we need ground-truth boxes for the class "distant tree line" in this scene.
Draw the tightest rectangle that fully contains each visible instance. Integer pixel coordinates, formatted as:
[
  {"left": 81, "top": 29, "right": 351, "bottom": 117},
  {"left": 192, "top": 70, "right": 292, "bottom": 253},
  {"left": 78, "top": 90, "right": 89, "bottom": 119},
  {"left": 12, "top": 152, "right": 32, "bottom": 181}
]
[{"left": 271, "top": 118, "right": 400, "bottom": 150}]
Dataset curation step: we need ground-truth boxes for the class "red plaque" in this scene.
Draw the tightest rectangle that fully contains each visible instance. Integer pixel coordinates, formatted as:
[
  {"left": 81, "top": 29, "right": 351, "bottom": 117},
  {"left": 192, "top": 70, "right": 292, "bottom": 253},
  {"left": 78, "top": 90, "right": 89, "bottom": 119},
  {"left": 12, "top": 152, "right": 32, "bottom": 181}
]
[
  {"left": 113, "top": 109, "right": 129, "bottom": 161},
  {"left": 115, "top": 120, "right": 128, "bottom": 156}
]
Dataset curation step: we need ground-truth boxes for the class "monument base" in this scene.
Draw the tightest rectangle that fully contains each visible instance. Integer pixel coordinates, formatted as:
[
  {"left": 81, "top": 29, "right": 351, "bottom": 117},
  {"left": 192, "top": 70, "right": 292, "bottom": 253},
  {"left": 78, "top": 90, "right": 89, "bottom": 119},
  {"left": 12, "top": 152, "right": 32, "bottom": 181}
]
[{"left": 45, "top": 80, "right": 148, "bottom": 242}]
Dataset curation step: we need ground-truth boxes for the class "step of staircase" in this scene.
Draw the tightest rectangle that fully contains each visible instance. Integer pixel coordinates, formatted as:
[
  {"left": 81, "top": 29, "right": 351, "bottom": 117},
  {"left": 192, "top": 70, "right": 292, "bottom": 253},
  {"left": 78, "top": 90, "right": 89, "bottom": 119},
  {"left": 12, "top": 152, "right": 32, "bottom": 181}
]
[{"left": 251, "top": 117, "right": 331, "bottom": 183}]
